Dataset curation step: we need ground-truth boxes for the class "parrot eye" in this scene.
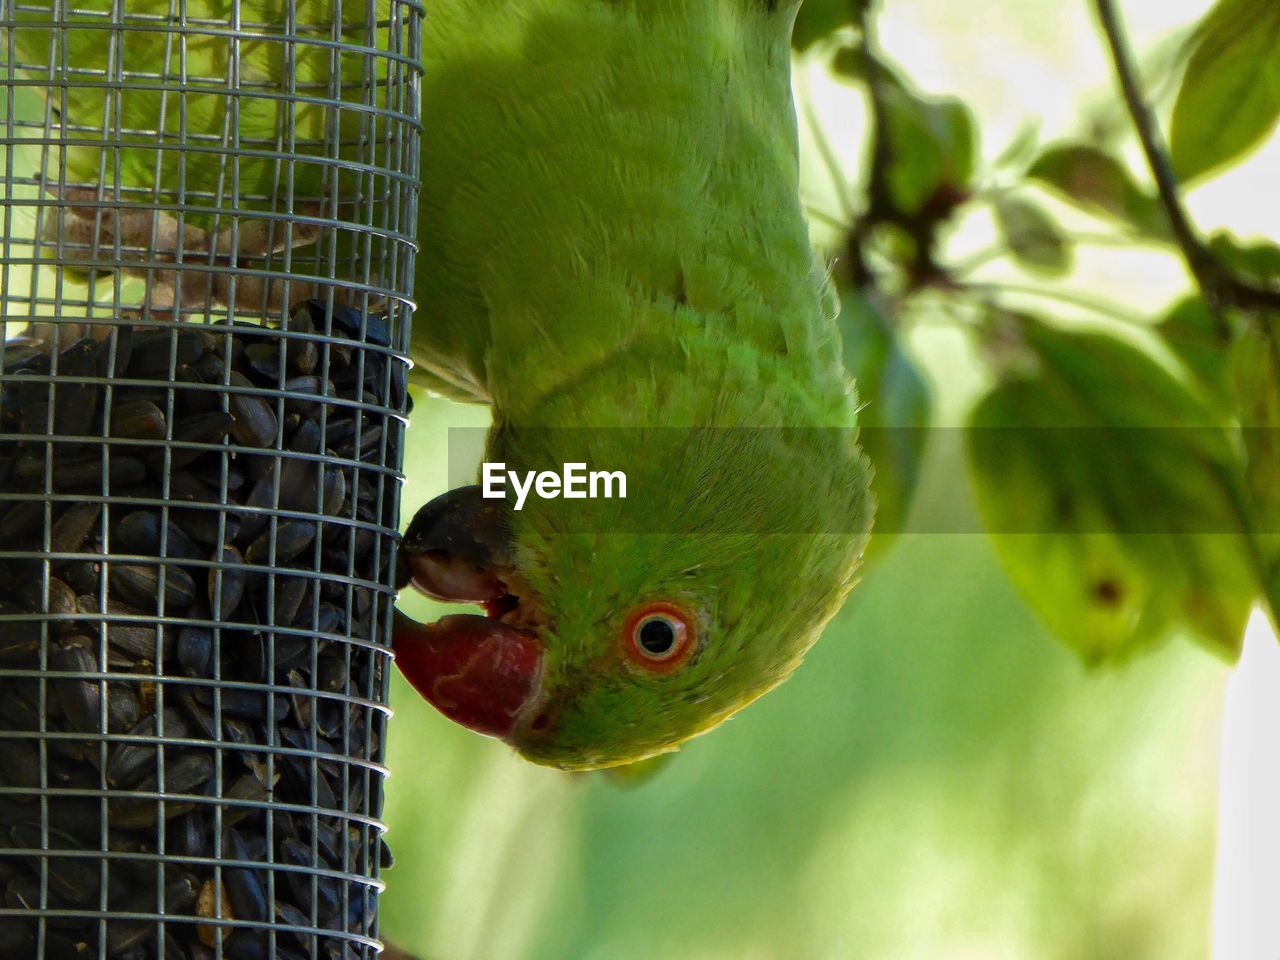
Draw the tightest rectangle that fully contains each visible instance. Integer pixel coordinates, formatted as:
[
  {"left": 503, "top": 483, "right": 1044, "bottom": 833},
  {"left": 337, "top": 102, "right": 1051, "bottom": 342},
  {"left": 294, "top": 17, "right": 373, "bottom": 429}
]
[
  {"left": 623, "top": 602, "right": 697, "bottom": 672},
  {"left": 639, "top": 618, "right": 676, "bottom": 655}
]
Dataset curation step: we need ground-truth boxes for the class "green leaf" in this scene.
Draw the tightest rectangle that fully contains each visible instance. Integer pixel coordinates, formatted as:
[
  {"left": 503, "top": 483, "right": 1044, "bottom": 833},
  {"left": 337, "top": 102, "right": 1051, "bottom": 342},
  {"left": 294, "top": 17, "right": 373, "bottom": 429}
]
[
  {"left": 792, "top": 0, "right": 867, "bottom": 51},
  {"left": 992, "top": 196, "right": 1072, "bottom": 276},
  {"left": 1170, "top": 0, "right": 1280, "bottom": 182},
  {"left": 1207, "top": 231, "right": 1280, "bottom": 285},
  {"left": 968, "top": 317, "right": 1256, "bottom": 664},
  {"left": 880, "top": 85, "right": 977, "bottom": 218},
  {"left": 1156, "top": 296, "right": 1234, "bottom": 413},
  {"left": 595, "top": 751, "right": 677, "bottom": 787},
  {"left": 838, "top": 293, "right": 932, "bottom": 565},
  {"left": 1027, "top": 144, "right": 1168, "bottom": 238},
  {"left": 832, "top": 48, "right": 913, "bottom": 90},
  {"left": 830, "top": 44, "right": 864, "bottom": 84},
  {"left": 1229, "top": 315, "right": 1280, "bottom": 612},
  {"left": 994, "top": 121, "right": 1041, "bottom": 170}
]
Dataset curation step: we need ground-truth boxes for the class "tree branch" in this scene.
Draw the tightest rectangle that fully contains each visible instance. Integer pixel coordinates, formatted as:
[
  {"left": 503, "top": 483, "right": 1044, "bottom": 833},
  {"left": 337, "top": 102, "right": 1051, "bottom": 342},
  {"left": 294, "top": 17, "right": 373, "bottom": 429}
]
[
  {"left": 841, "top": 1, "right": 886, "bottom": 289},
  {"left": 1092, "top": 0, "right": 1280, "bottom": 318},
  {"left": 1091, "top": 0, "right": 1212, "bottom": 286},
  {"left": 855, "top": 4, "right": 893, "bottom": 223}
]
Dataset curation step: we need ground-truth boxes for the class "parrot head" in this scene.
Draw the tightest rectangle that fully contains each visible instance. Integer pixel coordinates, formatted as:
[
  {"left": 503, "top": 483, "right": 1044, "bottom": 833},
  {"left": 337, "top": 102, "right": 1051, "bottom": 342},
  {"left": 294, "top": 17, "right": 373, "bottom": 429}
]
[{"left": 393, "top": 417, "right": 871, "bottom": 771}]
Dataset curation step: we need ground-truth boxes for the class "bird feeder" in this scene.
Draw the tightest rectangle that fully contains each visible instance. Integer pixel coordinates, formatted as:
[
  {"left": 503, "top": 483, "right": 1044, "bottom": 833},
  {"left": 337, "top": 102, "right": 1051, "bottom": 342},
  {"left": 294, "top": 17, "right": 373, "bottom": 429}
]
[{"left": 0, "top": 2, "right": 422, "bottom": 957}]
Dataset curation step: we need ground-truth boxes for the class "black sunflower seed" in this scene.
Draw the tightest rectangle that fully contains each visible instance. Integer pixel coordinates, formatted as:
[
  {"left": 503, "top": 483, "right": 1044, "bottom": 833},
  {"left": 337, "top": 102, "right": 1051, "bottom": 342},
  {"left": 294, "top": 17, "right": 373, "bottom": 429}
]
[
  {"left": 0, "top": 313, "right": 400, "bottom": 956},
  {"left": 49, "top": 500, "right": 102, "bottom": 554},
  {"left": 110, "top": 399, "right": 168, "bottom": 441}
]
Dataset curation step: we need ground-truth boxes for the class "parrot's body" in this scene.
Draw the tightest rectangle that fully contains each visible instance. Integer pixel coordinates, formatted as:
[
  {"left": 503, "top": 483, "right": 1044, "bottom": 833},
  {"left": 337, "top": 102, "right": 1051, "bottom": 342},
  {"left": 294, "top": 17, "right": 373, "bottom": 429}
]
[
  {"left": 415, "top": 0, "right": 834, "bottom": 416},
  {"left": 396, "top": 0, "right": 873, "bottom": 769}
]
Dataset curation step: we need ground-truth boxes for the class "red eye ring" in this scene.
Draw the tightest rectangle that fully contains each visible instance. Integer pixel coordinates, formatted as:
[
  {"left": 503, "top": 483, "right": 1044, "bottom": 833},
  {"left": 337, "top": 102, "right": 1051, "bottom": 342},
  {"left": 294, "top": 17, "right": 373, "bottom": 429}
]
[{"left": 622, "top": 602, "right": 697, "bottom": 673}]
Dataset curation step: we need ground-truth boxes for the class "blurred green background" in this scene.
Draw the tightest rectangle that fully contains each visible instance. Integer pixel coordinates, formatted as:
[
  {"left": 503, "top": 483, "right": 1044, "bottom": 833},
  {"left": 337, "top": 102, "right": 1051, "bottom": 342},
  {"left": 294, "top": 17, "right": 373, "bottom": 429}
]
[
  {"left": 385, "top": 347, "right": 1226, "bottom": 960},
  {"left": 2, "top": 0, "right": 1265, "bottom": 956},
  {"left": 381, "top": 0, "right": 1272, "bottom": 957}
]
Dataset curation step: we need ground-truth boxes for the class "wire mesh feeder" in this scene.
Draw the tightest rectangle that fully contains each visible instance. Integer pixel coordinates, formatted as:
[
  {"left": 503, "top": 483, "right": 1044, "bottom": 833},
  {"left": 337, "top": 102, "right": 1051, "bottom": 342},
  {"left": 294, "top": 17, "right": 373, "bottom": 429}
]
[{"left": 0, "top": 2, "right": 422, "bottom": 958}]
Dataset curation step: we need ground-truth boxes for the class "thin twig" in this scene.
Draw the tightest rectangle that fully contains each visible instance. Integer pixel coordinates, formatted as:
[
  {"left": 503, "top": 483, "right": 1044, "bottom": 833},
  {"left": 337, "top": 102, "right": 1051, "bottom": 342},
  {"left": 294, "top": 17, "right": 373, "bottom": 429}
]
[
  {"left": 954, "top": 228, "right": 1174, "bottom": 277},
  {"left": 1091, "top": 0, "right": 1212, "bottom": 284},
  {"left": 960, "top": 280, "right": 1148, "bottom": 326},
  {"left": 1092, "top": 0, "right": 1280, "bottom": 318},
  {"left": 802, "top": 200, "right": 852, "bottom": 232},
  {"left": 951, "top": 245, "right": 1008, "bottom": 277},
  {"left": 799, "top": 72, "right": 858, "bottom": 226},
  {"left": 842, "top": 0, "right": 896, "bottom": 288},
  {"left": 855, "top": 3, "right": 893, "bottom": 214}
]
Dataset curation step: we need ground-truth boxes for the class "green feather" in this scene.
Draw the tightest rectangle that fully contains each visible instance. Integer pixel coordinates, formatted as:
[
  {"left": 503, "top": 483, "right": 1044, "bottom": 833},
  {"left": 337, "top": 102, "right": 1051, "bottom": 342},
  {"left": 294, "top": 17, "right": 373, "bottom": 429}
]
[{"left": 416, "top": 0, "right": 872, "bottom": 768}]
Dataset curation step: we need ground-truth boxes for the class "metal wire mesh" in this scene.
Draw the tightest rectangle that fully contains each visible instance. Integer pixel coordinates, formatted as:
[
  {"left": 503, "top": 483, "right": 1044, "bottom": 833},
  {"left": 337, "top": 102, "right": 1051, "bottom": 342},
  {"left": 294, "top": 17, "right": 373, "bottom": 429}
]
[{"left": 0, "top": 2, "right": 422, "bottom": 958}]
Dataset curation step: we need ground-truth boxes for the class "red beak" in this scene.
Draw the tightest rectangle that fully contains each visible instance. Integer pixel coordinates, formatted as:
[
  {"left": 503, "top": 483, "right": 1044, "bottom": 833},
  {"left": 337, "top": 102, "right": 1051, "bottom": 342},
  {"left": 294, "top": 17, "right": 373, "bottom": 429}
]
[{"left": 393, "top": 610, "right": 544, "bottom": 739}]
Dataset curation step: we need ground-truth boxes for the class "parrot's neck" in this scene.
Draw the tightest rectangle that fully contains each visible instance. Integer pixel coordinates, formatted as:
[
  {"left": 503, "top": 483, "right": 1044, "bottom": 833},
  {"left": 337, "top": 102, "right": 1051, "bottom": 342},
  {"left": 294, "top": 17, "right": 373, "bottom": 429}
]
[
  {"left": 482, "top": 221, "right": 848, "bottom": 415},
  {"left": 481, "top": 198, "right": 856, "bottom": 424},
  {"left": 493, "top": 292, "right": 857, "bottom": 432}
]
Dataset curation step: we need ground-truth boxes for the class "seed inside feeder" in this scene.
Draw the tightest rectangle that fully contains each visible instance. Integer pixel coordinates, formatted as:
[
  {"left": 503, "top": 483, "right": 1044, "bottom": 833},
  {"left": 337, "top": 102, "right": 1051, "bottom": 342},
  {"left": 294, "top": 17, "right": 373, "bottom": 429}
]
[{"left": 0, "top": 302, "right": 404, "bottom": 960}]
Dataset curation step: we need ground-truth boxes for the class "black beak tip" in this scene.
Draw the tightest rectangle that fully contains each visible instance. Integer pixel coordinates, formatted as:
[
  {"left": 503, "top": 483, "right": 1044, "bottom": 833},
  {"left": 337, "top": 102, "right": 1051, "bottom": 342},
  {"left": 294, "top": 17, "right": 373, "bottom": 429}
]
[
  {"left": 394, "top": 551, "right": 412, "bottom": 591},
  {"left": 401, "top": 484, "right": 513, "bottom": 567}
]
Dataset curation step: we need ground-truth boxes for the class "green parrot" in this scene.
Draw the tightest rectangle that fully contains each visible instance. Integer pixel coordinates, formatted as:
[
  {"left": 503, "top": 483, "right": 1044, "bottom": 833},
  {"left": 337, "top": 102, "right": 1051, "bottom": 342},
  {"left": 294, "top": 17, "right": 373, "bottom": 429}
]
[
  {"left": 4, "top": 1, "right": 392, "bottom": 228},
  {"left": 394, "top": 0, "right": 873, "bottom": 770}
]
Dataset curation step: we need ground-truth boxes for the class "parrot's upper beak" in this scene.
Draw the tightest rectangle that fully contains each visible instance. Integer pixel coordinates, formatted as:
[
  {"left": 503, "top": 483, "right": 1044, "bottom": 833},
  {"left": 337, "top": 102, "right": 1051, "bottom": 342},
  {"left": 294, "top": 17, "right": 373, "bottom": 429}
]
[
  {"left": 396, "top": 484, "right": 515, "bottom": 605},
  {"left": 393, "top": 486, "right": 547, "bottom": 739}
]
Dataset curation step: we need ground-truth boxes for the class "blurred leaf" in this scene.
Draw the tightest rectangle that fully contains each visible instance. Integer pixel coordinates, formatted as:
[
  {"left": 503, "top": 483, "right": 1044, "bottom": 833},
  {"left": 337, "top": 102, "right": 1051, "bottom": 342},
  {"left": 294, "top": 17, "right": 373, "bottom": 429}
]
[
  {"left": 1229, "top": 316, "right": 1280, "bottom": 611},
  {"left": 968, "top": 316, "right": 1256, "bottom": 664},
  {"left": 830, "top": 44, "right": 864, "bottom": 84},
  {"left": 881, "top": 85, "right": 976, "bottom": 218},
  {"left": 1027, "top": 144, "right": 1168, "bottom": 238},
  {"left": 1157, "top": 296, "right": 1234, "bottom": 413},
  {"left": 792, "top": 0, "right": 867, "bottom": 51},
  {"left": 839, "top": 293, "right": 932, "bottom": 563},
  {"left": 595, "top": 752, "right": 677, "bottom": 788},
  {"left": 992, "top": 196, "right": 1073, "bottom": 276},
  {"left": 994, "top": 121, "right": 1041, "bottom": 170},
  {"left": 1170, "top": 0, "right": 1280, "bottom": 182},
  {"left": 1207, "top": 231, "right": 1280, "bottom": 285},
  {"left": 833, "top": 47, "right": 913, "bottom": 89}
]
